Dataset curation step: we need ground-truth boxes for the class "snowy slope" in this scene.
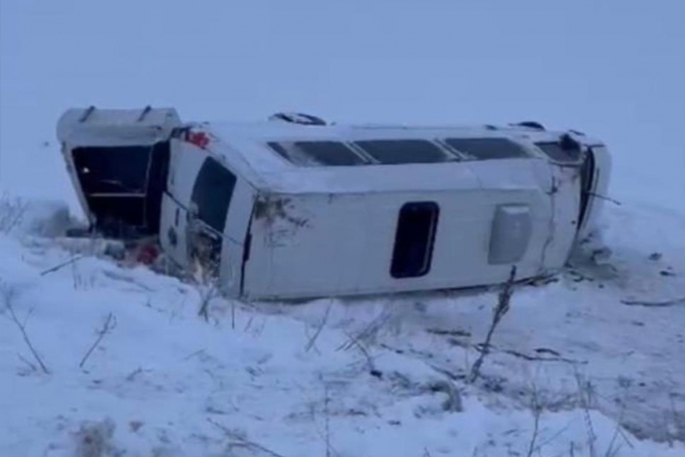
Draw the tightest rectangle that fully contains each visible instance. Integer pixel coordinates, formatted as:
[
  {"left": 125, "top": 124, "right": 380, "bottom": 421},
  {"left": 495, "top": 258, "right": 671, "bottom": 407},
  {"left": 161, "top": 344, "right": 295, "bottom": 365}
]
[
  {"left": 277, "top": 202, "right": 685, "bottom": 442},
  {"left": 1, "top": 1, "right": 685, "bottom": 456},
  {"left": 1, "top": 203, "right": 684, "bottom": 456}
]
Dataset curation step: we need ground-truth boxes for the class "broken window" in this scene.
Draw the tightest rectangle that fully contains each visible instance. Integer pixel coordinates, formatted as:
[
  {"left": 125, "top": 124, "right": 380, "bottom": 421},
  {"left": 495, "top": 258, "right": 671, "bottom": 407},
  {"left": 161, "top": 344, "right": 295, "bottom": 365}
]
[
  {"left": 391, "top": 202, "right": 440, "bottom": 278},
  {"left": 443, "top": 138, "right": 529, "bottom": 160},
  {"left": 188, "top": 157, "right": 237, "bottom": 275},
  {"left": 535, "top": 140, "right": 583, "bottom": 163},
  {"left": 191, "top": 157, "right": 237, "bottom": 234},
  {"left": 578, "top": 147, "right": 597, "bottom": 229},
  {"left": 267, "top": 141, "right": 366, "bottom": 166},
  {"left": 72, "top": 146, "right": 150, "bottom": 195},
  {"left": 354, "top": 139, "right": 453, "bottom": 164},
  {"left": 71, "top": 144, "right": 170, "bottom": 237}
]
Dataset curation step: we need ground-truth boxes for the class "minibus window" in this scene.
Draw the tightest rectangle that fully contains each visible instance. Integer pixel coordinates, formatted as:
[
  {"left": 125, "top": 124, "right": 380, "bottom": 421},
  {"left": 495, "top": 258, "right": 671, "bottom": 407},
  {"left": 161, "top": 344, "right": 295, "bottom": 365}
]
[
  {"left": 443, "top": 138, "right": 529, "bottom": 160},
  {"left": 191, "top": 157, "right": 237, "bottom": 234},
  {"left": 391, "top": 202, "right": 440, "bottom": 278}
]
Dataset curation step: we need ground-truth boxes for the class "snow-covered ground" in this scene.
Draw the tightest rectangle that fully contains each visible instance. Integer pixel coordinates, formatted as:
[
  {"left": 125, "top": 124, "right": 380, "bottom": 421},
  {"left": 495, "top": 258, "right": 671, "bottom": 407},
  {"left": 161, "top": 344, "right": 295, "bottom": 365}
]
[
  {"left": 1, "top": 200, "right": 684, "bottom": 456},
  {"left": 2, "top": 1, "right": 685, "bottom": 456}
]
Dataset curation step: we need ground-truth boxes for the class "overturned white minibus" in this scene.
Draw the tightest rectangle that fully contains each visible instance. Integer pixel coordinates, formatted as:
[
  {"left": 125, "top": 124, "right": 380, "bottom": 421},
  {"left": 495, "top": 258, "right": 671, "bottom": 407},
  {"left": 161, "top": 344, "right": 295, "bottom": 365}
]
[{"left": 57, "top": 107, "right": 611, "bottom": 300}]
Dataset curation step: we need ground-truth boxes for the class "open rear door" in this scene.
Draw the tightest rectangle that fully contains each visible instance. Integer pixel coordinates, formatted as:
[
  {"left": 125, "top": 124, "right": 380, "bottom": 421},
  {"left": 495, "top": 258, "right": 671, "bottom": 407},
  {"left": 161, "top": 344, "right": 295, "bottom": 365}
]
[{"left": 57, "top": 106, "right": 182, "bottom": 238}]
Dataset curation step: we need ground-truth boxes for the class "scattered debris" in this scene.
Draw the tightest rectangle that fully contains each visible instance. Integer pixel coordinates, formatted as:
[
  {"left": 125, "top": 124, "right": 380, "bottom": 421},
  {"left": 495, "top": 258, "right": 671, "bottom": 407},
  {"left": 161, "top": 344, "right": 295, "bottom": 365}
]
[
  {"left": 504, "top": 349, "right": 588, "bottom": 365},
  {"left": 621, "top": 297, "right": 685, "bottom": 308},
  {"left": 427, "top": 380, "right": 463, "bottom": 412},
  {"left": 73, "top": 418, "right": 117, "bottom": 457},
  {"left": 426, "top": 328, "right": 472, "bottom": 338}
]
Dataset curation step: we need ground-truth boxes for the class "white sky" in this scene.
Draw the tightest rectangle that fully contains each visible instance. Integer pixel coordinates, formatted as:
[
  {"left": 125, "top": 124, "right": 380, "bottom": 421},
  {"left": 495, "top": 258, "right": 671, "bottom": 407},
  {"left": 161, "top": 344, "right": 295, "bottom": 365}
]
[{"left": 1, "top": 0, "right": 684, "bottom": 210}]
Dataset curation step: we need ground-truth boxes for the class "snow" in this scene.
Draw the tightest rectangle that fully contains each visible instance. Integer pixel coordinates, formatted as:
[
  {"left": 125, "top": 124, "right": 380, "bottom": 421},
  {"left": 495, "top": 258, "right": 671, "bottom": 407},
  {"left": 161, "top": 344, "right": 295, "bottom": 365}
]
[
  {"left": 1, "top": 204, "right": 684, "bottom": 456},
  {"left": 2, "top": 1, "right": 685, "bottom": 456},
  {"left": 278, "top": 201, "right": 685, "bottom": 443}
]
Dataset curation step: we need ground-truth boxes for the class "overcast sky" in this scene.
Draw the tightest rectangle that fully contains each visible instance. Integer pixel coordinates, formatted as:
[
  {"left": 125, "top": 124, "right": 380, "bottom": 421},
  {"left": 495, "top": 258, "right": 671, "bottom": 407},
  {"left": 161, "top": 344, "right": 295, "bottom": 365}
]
[{"left": 1, "top": 0, "right": 683, "bottom": 209}]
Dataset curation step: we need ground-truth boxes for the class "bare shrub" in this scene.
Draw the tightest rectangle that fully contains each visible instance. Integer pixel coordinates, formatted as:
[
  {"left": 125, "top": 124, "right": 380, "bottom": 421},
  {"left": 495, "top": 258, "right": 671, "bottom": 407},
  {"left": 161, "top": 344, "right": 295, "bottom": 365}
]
[
  {"left": 337, "top": 305, "right": 393, "bottom": 352},
  {"left": 187, "top": 242, "right": 225, "bottom": 323},
  {"left": 574, "top": 369, "right": 598, "bottom": 457},
  {"left": 427, "top": 379, "right": 463, "bottom": 412},
  {"left": 525, "top": 384, "right": 542, "bottom": 457},
  {"left": 208, "top": 418, "right": 287, "bottom": 457},
  {"left": 40, "top": 254, "right": 84, "bottom": 276},
  {"left": 197, "top": 281, "right": 221, "bottom": 322},
  {"left": 668, "top": 395, "right": 685, "bottom": 445},
  {"left": 323, "top": 383, "right": 332, "bottom": 457},
  {"left": 0, "top": 194, "right": 27, "bottom": 235},
  {"left": 305, "top": 303, "right": 332, "bottom": 353},
  {"left": 469, "top": 266, "right": 517, "bottom": 383},
  {"left": 1, "top": 282, "right": 50, "bottom": 374},
  {"left": 621, "top": 297, "right": 685, "bottom": 308},
  {"left": 79, "top": 313, "right": 117, "bottom": 369}
]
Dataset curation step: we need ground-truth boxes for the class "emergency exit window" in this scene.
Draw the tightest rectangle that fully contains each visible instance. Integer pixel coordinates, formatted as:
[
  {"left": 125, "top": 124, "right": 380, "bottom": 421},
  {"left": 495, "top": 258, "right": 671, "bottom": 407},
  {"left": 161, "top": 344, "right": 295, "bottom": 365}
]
[{"left": 391, "top": 202, "right": 440, "bottom": 278}]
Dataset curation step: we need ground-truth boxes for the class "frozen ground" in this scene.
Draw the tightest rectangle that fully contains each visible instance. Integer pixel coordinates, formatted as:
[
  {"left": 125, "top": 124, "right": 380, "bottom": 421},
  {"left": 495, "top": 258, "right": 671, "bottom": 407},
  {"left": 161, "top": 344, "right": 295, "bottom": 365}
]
[
  {"left": 277, "top": 201, "right": 685, "bottom": 444},
  {"left": 0, "top": 199, "right": 684, "bottom": 456},
  {"left": 2, "top": 1, "right": 685, "bottom": 456}
]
